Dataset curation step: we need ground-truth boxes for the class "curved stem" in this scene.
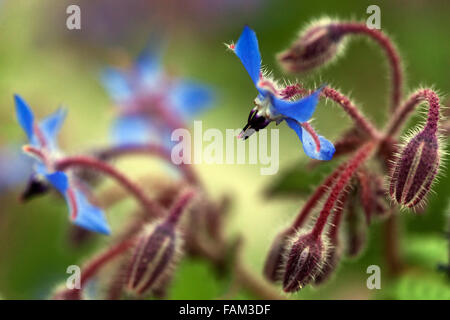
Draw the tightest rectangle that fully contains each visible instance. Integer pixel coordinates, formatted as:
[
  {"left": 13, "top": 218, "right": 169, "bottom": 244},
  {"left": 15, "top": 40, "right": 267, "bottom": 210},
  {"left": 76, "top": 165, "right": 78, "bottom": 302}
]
[
  {"left": 322, "top": 87, "right": 382, "bottom": 139},
  {"left": 283, "top": 84, "right": 381, "bottom": 139},
  {"left": 290, "top": 161, "right": 348, "bottom": 233},
  {"left": 333, "top": 22, "right": 403, "bottom": 111},
  {"left": 385, "top": 88, "right": 441, "bottom": 137},
  {"left": 56, "top": 156, "right": 165, "bottom": 218},
  {"left": 80, "top": 238, "right": 137, "bottom": 287},
  {"left": 311, "top": 141, "right": 377, "bottom": 238},
  {"left": 97, "top": 143, "right": 200, "bottom": 186}
]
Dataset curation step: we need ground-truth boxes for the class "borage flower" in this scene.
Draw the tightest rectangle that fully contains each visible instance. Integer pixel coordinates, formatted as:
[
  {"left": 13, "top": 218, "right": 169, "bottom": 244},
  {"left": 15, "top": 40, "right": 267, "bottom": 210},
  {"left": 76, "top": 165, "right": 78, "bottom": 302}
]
[
  {"left": 228, "top": 26, "right": 335, "bottom": 160},
  {"left": 14, "top": 95, "right": 110, "bottom": 234},
  {"left": 101, "top": 43, "right": 214, "bottom": 145}
]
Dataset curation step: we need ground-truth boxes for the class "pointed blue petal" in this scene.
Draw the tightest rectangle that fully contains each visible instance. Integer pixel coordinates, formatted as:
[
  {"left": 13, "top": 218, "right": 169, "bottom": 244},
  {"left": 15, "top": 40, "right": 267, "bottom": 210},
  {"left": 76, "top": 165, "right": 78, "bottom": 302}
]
[
  {"left": 234, "top": 25, "right": 261, "bottom": 86},
  {"left": 72, "top": 189, "right": 111, "bottom": 235},
  {"left": 285, "top": 118, "right": 335, "bottom": 161},
  {"left": 45, "top": 171, "right": 69, "bottom": 194},
  {"left": 136, "top": 44, "right": 162, "bottom": 90},
  {"left": 39, "top": 108, "right": 67, "bottom": 150},
  {"left": 171, "top": 80, "right": 214, "bottom": 118},
  {"left": 270, "top": 88, "right": 322, "bottom": 123},
  {"left": 111, "top": 116, "right": 152, "bottom": 145},
  {"left": 14, "top": 94, "right": 35, "bottom": 141},
  {"left": 101, "top": 68, "right": 133, "bottom": 104}
]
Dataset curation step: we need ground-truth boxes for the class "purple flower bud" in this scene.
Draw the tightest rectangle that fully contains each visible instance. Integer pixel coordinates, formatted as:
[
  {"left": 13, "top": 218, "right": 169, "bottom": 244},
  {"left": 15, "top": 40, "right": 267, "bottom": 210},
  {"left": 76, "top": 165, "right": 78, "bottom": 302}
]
[
  {"left": 313, "top": 246, "right": 341, "bottom": 285},
  {"left": 126, "top": 221, "right": 182, "bottom": 296},
  {"left": 263, "top": 230, "right": 290, "bottom": 282},
  {"left": 389, "top": 126, "right": 440, "bottom": 208},
  {"left": 125, "top": 190, "right": 195, "bottom": 296},
  {"left": 282, "top": 232, "right": 327, "bottom": 292},
  {"left": 278, "top": 20, "right": 343, "bottom": 73}
]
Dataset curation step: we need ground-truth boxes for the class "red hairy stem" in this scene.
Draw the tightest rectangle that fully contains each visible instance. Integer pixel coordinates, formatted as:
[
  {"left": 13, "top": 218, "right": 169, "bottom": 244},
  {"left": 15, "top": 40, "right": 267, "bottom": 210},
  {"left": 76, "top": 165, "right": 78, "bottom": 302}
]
[
  {"left": 284, "top": 85, "right": 381, "bottom": 139},
  {"left": 311, "top": 141, "right": 377, "bottom": 238},
  {"left": 165, "top": 189, "right": 196, "bottom": 225},
  {"left": 322, "top": 87, "right": 382, "bottom": 139},
  {"left": 333, "top": 22, "right": 403, "bottom": 111},
  {"left": 97, "top": 144, "right": 200, "bottom": 186},
  {"left": 290, "top": 161, "right": 348, "bottom": 232},
  {"left": 81, "top": 237, "right": 137, "bottom": 287},
  {"left": 385, "top": 89, "right": 441, "bottom": 137},
  {"left": 56, "top": 156, "right": 165, "bottom": 218},
  {"left": 329, "top": 190, "right": 350, "bottom": 242}
]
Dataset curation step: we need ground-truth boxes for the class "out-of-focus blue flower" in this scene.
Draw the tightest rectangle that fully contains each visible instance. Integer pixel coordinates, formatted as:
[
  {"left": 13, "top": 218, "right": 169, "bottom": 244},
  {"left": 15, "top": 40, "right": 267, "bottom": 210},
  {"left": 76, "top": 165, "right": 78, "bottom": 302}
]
[
  {"left": 0, "top": 145, "right": 32, "bottom": 193},
  {"left": 228, "top": 26, "right": 335, "bottom": 161},
  {"left": 14, "top": 95, "right": 110, "bottom": 235},
  {"left": 101, "top": 43, "right": 214, "bottom": 146}
]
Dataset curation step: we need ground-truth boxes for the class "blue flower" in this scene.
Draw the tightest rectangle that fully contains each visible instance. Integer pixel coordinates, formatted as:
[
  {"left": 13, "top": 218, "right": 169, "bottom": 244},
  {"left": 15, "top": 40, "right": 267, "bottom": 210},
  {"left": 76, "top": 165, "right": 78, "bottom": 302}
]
[
  {"left": 14, "top": 94, "right": 110, "bottom": 235},
  {"left": 228, "top": 26, "right": 335, "bottom": 161},
  {"left": 101, "top": 43, "right": 214, "bottom": 146}
]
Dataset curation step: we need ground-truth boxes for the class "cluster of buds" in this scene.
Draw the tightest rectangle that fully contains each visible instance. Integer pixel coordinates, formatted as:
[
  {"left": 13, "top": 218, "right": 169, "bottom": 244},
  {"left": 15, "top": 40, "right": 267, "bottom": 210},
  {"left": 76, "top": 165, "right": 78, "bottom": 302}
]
[{"left": 261, "top": 19, "right": 446, "bottom": 293}]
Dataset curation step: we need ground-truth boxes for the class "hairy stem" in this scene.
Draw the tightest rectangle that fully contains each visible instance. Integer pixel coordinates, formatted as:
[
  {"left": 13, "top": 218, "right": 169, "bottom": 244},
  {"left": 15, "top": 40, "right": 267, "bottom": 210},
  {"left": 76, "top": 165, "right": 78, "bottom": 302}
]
[
  {"left": 385, "top": 89, "right": 441, "bottom": 136},
  {"left": 311, "top": 141, "right": 376, "bottom": 238},
  {"left": 285, "top": 84, "right": 381, "bottom": 139},
  {"left": 322, "top": 87, "right": 382, "bottom": 139},
  {"left": 333, "top": 22, "right": 403, "bottom": 111},
  {"left": 290, "top": 161, "right": 348, "bottom": 233},
  {"left": 56, "top": 156, "right": 165, "bottom": 218},
  {"left": 97, "top": 143, "right": 200, "bottom": 186}
]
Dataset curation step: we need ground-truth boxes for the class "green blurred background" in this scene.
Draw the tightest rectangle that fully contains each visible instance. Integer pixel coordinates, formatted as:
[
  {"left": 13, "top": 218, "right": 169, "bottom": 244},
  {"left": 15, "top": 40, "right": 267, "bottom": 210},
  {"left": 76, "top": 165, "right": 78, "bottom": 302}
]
[{"left": 0, "top": 0, "right": 449, "bottom": 299}]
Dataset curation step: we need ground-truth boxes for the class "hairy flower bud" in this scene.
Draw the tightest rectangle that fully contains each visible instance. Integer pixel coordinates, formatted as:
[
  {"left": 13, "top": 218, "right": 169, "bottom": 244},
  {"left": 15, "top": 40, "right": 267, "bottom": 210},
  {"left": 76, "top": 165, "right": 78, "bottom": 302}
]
[
  {"left": 313, "top": 246, "right": 341, "bottom": 285},
  {"left": 263, "top": 230, "right": 290, "bottom": 282},
  {"left": 126, "top": 221, "right": 182, "bottom": 296},
  {"left": 125, "top": 190, "right": 195, "bottom": 296},
  {"left": 389, "top": 126, "right": 440, "bottom": 208},
  {"left": 282, "top": 232, "right": 327, "bottom": 292},
  {"left": 278, "top": 20, "right": 344, "bottom": 73}
]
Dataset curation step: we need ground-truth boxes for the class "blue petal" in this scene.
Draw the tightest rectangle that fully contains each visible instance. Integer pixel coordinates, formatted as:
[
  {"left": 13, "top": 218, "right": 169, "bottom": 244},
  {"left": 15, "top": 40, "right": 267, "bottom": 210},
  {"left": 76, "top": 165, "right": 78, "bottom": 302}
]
[
  {"left": 45, "top": 171, "right": 69, "bottom": 194},
  {"left": 270, "top": 88, "right": 322, "bottom": 123},
  {"left": 135, "top": 44, "right": 162, "bottom": 90},
  {"left": 101, "top": 68, "right": 133, "bottom": 104},
  {"left": 171, "top": 80, "right": 214, "bottom": 118},
  {"left": 234, "top": 26, "right": 261, "bottom": 86},
  {"left": 285, "top": 118, "right": 335, "bottom": 161},
  {"left": 39, "top": 108, "right": 67, "bottom": 150},
  {"left": 111, "top": 116, "right": 152, "bottom": 145},
  {"left": 14, "top": 94, "right": 35, "bottom": 141},
  {"left": 72, "top": 189, "right": 110, "bottom": 235}
]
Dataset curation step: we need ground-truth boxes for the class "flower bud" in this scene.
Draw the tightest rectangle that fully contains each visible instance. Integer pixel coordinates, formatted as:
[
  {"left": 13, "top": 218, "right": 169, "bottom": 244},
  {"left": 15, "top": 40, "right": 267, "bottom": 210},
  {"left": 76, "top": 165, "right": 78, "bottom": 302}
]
[
  {"left": 389, "top": 127, "right": 440, "bottom": 208},
  {"left": 125, "top": 221, "right": 182, "bottom": 296},
  {"left": 263, "top": 230, "right": 290, "bottom": 282},
  {"left": 282, "top": 232, "right": 327, "bottom": 292},
  {"left": 313, "top": 246, "right": 341, "bottom": 285},
  {"left": 278, "top": 20, "right": 343, "bottom": 73}
]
